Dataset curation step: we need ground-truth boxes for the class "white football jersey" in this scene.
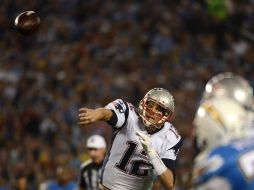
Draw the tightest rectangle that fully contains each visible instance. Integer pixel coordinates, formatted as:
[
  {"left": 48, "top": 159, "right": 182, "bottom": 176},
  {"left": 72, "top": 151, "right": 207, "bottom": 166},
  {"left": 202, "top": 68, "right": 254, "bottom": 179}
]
[{"left": 101, "top": 99, "right": 182, "bottom": 190}]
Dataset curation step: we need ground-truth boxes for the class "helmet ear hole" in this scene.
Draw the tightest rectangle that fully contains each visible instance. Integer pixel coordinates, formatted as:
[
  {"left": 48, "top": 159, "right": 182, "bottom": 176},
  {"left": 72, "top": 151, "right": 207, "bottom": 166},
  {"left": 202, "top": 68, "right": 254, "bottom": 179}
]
[{"left": 164, "top": 111, "right": 169, "bottom": 116}]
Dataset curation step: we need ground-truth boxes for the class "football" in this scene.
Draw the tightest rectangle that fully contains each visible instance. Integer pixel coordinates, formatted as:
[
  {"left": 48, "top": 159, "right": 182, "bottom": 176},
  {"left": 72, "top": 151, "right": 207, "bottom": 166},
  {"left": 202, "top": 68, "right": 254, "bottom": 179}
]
[{"left": 15, "top": 11, "right": 41, "bottom": 35}]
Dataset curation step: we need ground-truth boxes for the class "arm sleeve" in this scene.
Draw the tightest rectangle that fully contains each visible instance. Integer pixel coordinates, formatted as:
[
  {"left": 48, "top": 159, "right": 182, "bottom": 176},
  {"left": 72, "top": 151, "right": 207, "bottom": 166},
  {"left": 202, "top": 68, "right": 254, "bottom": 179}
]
[
  {"left": 161, "top": 158, "right": 176, "bottom": 182},
  {"left": 105, "top": 99, "right": 129, "bottom": 129},
  {"left": 161, "top": 139, "right": 182, "bottom": 181},
  {"left": 160, "top": 131, "right": 182, "bottom": 160}
]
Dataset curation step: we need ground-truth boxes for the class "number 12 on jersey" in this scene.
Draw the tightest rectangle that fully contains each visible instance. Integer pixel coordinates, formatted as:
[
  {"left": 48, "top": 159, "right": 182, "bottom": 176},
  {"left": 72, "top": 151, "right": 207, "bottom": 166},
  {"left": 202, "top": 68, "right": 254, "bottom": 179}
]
[{"left": 116, "top": 141, "right": 152, "bottom": 177}]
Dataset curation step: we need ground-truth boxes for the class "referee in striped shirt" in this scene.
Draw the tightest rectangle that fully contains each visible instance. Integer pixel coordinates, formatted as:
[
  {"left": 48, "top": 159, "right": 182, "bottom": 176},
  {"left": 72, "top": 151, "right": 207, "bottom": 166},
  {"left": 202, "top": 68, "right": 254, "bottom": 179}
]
[{"left": 78, "top": 135, "right": 107, "bottom": 190}]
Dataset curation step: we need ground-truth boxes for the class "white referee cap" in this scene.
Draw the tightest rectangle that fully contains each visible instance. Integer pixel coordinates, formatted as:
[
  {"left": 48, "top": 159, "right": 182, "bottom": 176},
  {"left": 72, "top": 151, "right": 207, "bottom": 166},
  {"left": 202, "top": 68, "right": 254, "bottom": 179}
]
[{"left": 86, "top": 135, "right": 106, "bottom": 149}]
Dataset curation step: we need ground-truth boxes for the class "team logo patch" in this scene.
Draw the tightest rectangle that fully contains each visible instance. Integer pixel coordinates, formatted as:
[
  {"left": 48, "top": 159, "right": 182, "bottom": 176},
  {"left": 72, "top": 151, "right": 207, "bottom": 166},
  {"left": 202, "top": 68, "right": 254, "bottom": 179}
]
[{"left": 113, "top": 102, "right": 125, "bottom": 113}]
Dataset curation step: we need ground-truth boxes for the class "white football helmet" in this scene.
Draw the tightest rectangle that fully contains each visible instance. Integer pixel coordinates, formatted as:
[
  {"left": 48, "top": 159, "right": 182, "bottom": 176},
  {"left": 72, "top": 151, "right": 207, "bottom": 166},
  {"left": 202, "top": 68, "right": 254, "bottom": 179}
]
[
  {"left": 202, "top": 72, "right": 254, "bottom": 110},
  {"left": 194, "top": 97, "right": 250, "bottom": 151},
  {"left": 138, "top": 88, "right": 174, "bottom": 131}
]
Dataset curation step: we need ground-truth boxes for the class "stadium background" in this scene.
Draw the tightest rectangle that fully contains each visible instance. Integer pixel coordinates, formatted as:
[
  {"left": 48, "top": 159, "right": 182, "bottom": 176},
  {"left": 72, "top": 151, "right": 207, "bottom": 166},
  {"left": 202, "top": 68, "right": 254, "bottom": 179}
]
[{"left": 1, "top": 0, "right": 254, "bottom": 189}]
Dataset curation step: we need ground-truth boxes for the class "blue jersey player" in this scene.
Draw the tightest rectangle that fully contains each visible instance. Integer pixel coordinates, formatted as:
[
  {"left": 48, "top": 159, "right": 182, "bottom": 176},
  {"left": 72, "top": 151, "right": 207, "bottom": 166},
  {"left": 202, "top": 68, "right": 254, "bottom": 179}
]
[
  {"left": 192, "top": 73, "right": 254, "bottom": 190},
  {"left": 193, "top": 136, "right": 254, "bottom": 190},
  {"left": 192, "top": 96, "right": 254, "bottom": 190}
]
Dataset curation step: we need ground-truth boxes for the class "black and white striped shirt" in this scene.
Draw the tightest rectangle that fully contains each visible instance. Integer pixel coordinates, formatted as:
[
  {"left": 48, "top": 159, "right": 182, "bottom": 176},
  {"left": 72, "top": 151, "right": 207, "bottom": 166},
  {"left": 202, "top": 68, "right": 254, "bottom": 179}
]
[{"left": 79, "top": 159, "right": 103, "bottom": 190}]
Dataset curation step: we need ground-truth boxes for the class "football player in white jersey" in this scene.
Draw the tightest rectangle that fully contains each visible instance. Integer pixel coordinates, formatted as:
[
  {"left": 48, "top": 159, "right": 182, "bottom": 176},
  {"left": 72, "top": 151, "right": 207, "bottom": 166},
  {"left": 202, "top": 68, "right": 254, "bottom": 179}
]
[{"left": 78, "top": 88, "right": 182, "bottom": 190}]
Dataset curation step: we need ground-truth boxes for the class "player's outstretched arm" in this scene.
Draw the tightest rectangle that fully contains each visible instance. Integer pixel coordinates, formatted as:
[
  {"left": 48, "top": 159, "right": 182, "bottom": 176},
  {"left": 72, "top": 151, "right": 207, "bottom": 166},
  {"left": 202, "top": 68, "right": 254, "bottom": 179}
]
[
  {"left": 136, "top": 132, "right": 174, "bottom": 190},
  {"left": 78, "top": 108, "right": 113, "bottom": 125}
]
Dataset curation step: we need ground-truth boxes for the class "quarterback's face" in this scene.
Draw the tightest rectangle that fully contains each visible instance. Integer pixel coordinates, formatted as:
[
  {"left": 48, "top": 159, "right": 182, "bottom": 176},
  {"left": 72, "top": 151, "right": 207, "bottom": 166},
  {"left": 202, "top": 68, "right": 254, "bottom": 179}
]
[{"left": 145, "top": 100, "right": 165, "bottom": 124}]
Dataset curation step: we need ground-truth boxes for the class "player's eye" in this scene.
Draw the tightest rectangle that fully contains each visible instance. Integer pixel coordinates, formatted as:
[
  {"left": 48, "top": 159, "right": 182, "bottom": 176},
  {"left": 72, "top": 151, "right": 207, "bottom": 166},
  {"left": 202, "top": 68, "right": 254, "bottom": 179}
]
[
  {"left": 156, "top": 106, "right": 165, "bottom": 114},
  {"left": 146, "top": 101, "right": 154, "bottom": 108}
]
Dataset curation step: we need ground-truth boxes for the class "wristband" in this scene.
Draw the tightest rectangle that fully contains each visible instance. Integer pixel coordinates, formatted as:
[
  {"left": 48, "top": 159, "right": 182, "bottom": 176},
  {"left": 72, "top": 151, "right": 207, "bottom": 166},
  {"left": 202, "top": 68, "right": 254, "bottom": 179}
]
[{"left": 148, "top": 149, "right": 167, "bottom": 176}]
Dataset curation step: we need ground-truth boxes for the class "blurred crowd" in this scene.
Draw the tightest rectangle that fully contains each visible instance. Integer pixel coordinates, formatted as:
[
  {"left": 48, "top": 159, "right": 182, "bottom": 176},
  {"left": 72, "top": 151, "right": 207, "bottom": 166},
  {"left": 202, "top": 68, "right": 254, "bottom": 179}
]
[{"left": 1, "top": 0, "right": 254, "bottom": 189}]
